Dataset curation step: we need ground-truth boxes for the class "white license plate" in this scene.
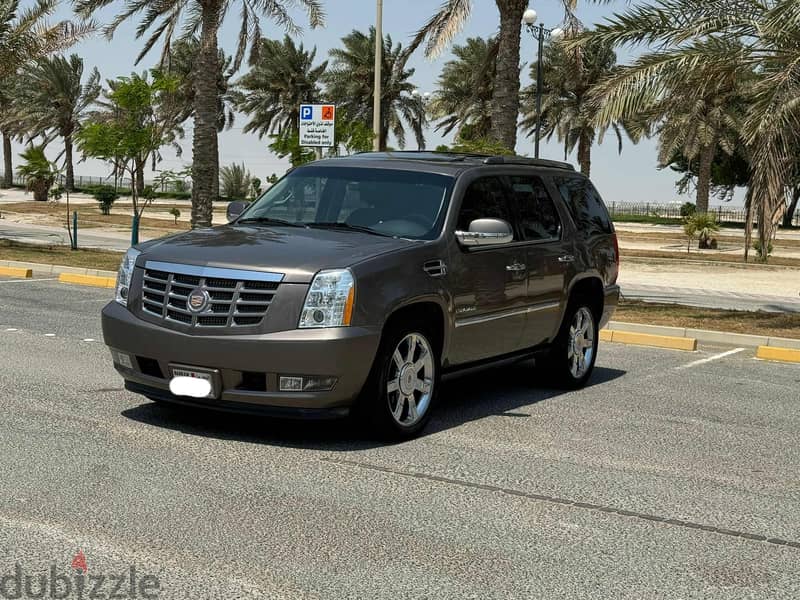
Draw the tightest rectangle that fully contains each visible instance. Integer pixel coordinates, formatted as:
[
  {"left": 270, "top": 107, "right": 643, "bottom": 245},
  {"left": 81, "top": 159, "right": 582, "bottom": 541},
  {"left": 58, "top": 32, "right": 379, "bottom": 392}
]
[{"left": 170, "top": 368, "right": 216, "bottom": 399}]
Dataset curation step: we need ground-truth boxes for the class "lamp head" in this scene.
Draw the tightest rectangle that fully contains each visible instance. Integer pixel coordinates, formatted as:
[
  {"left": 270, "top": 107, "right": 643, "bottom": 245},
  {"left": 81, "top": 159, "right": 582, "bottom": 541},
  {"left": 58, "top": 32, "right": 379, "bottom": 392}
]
[{"left": 522, "top": 9, "right": 537, "bottom": 25}]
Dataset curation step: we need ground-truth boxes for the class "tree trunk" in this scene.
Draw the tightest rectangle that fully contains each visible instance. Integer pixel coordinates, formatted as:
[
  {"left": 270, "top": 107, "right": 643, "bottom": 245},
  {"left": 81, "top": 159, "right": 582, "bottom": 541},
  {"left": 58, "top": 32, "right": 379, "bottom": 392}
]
[
  {"left": 695, "top": 143, "right": 715, "bottom": 213},
  {"left": 577, "top": 132, "right": 591, "bottom": 176},
  {"left": 135, "top": 161, "right": 145, "bottom": 196},
  {"left": 191, "top": 1, "right": 221, "bottom": 228},
  {"left": 489, "top": 0, "right": 527, "bottom": 152},
  {"left": 64, "top": 133, "right": 75, "bottom": 191},
  {"left": 2, "top": 131, "right": 12, "bottom": 188},
  {"left": 782, "top": 186, "right": 799, "bottom": 228}
]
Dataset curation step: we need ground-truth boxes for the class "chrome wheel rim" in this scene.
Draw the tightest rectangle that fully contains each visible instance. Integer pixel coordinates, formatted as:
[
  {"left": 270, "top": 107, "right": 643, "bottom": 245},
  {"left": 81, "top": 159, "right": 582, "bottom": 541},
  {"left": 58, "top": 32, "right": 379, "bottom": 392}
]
[
  {"left": 568, "top": 307, "right": 595, "bottom": 379},
  {"left": 386, "top": 333, "right": 434, "bottom": 427}
]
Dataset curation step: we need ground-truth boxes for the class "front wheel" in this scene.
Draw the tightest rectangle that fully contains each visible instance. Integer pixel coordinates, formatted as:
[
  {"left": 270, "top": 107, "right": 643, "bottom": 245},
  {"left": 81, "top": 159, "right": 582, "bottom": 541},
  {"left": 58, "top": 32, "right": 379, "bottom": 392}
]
[
  {"left": 543, "top": 302, "right": 598, "bottom": 389},
  {"left": 355, "top": 327, "right": 440, "bottom": 440}
]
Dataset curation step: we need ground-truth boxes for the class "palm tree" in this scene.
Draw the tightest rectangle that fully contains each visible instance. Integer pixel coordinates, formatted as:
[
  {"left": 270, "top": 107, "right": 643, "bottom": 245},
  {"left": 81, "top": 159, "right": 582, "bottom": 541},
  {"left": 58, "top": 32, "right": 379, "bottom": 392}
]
[
  {"left": 219, "top": 163, "right": 251, "bottom": 200},
  {"left": 520, "top": 35, "right": 626, "bottom": 176},
  {"left": 431, "top": 36, "right": 496, "bottom": 141},
  {"left": 13, "top": 54, "right": 101, "bottom": 191},
  {"left": 407, "top": 0, "right": 584, "bottom": 151},
  {"left": 234, "top": 36, "right": 327, "bottom": 164},
  {"left": 0, "top": 0, "right": 92, "bottom": 187},
  {"left": 74, "top": 0, "right": 324, "bottom": 228},
  {"left": 16, "top": 145, "right": 56, "bottom": 201},
  {"left": 578, "top": 0, "right": 795, "bottom": 260},
  {"left": 326, "top": 28, "right": 426, "bottom": 151}
]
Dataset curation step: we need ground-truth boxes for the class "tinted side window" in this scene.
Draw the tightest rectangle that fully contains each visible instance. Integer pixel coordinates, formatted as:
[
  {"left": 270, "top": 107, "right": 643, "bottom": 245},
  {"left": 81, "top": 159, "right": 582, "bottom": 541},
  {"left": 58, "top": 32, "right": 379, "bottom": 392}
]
[
  {"left": 509, "top": 175, "right": 562, "bottom": 241},
  {"left": 553, "top": 176, "right": 614, "bottom": 235},
  {"left": 457, "top": 177, "right": 519, "bottom": 240}
]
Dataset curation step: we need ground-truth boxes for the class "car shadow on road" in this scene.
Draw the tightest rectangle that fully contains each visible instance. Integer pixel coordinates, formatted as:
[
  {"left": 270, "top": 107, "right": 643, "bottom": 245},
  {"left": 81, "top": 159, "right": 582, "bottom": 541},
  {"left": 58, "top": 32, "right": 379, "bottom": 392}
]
[{"left": 120, "top": 362, "right": 626, "bottom": 450}]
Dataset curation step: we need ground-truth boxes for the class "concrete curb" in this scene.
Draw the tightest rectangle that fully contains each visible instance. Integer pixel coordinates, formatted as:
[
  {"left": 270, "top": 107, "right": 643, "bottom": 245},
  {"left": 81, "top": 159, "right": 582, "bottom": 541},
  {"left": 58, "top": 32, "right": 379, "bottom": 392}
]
[
  {"left": 58, "top": 273, "right": 116, "bottom": 289},
  {"left": 756, "top": 346, "right": 800, "bottom": 364},
  {"left": 0, "top": 259, "right": 116, "bottom": 278},
  {"left": 0, "top": 265, "right": 32, "bottom": 278},
  {"left": 607, "top": 321, "right": 800, "bottom": 350},
  {"left": 600, "top": 329, "right": 697, "bottom": 351}
]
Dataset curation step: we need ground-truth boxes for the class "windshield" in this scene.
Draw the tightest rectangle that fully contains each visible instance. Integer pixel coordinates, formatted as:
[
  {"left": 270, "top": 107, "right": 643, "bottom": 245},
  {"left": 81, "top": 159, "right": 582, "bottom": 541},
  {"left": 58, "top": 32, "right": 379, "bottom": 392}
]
[{"left": 237, "top": 166, "right": 454, "bottom": 240}]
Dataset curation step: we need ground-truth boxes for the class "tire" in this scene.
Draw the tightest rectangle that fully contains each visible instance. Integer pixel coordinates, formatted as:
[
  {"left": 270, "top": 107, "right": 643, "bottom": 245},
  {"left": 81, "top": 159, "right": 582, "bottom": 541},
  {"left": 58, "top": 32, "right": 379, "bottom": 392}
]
[
  {"left": 355, "top": 325, "right": 440, "bottom": 440},
  {"left": 542, "top": 300, "right": 599, "bottom": 389}
]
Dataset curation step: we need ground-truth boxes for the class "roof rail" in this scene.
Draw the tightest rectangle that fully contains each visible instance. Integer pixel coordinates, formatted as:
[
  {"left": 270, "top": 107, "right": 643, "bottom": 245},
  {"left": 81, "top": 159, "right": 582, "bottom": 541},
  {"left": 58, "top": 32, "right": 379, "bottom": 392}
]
[
  {"left": 482, "top": 156, "right": 574, "bottom": 171},
  {"left": 349, "top": 151, "right": 574, "bottom": 171}
]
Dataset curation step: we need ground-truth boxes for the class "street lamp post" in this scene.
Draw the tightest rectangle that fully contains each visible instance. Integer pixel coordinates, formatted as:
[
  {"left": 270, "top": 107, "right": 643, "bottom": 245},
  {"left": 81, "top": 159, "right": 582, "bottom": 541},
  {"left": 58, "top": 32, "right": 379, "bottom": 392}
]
[
  {"left": 373, "top": 0, "right": 383, "bottom": 151},
  {"left": 522, "top": 9, "right": 563, "bottom": 159}
]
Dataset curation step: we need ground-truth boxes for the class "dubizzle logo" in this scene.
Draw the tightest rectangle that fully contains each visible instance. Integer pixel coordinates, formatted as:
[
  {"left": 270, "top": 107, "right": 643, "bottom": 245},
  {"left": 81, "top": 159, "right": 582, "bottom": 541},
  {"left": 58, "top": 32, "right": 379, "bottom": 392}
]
[{"left": 0, "top": 550, "right": 161, "bottom": 599}]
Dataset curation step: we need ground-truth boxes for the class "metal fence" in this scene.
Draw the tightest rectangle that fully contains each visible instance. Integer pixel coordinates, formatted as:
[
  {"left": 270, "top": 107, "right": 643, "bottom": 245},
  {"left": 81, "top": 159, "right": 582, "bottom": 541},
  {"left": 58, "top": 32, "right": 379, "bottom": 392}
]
[
  {"left": 606, "top": 202, "right": 800, "bottom": 227},
  {"left": 1, "top": 172, "right": 191, "bottom": 194}
]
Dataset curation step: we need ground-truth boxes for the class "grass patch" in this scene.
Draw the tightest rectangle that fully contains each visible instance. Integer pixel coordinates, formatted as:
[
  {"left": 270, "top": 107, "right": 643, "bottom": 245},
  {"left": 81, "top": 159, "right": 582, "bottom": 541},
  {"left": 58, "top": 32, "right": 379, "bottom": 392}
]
[
  {"left": 0, "top": 202, "right": 190, "bottom": 231},
  {"left": 0, "top": 240, "right": 122, "bottom": 271},
  {"left": 615, "top": 300, "right": 800, "bottom": 339}
]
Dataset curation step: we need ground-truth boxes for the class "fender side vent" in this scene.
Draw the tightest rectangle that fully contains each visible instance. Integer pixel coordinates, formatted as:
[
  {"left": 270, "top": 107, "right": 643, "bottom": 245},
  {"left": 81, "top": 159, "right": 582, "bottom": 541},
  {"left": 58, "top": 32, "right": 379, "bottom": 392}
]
[{"left": 423, "top": 259, "right": 447, "bottom": 278}]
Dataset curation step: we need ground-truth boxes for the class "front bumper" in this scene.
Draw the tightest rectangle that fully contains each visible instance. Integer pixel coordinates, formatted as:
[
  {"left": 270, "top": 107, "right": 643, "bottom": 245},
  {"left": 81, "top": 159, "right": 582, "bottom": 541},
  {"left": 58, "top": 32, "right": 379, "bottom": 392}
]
[{"left": 102, "top": 302, "right": 381, "bottom": 414}]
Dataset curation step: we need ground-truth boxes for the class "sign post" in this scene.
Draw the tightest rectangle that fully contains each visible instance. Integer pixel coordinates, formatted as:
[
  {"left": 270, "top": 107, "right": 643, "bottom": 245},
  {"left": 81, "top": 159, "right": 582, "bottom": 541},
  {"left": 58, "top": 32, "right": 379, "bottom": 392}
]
[{"left": 299, "top": 104, "right": 336, "bottom": 152}]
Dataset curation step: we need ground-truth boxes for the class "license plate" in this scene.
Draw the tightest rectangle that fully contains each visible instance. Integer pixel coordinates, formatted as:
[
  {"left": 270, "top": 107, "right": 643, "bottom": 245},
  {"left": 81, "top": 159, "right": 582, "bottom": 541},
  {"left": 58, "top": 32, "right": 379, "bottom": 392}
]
[{"left": 169, "top": 366, "right": 218, "bottom": 399}]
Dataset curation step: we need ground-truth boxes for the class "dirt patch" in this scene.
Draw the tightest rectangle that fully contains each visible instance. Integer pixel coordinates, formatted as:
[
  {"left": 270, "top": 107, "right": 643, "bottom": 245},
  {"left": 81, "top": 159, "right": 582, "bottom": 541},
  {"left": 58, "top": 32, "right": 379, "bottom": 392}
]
[
  {"left": 0, "top": 240, "right": 122, "bottom": 271},
  {"left": 615, "top": 300, "right": 800, "bottom": 339}
]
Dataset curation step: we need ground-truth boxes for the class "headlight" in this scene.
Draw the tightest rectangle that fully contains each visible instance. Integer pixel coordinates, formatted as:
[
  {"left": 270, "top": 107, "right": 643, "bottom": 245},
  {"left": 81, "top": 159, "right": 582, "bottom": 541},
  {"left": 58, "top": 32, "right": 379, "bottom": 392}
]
[
  {"left": 298, "top": 269, "right": 355, "bottom": 328},
  {"left": 115, "top": 248, "right": 141, "bottom": 306}
]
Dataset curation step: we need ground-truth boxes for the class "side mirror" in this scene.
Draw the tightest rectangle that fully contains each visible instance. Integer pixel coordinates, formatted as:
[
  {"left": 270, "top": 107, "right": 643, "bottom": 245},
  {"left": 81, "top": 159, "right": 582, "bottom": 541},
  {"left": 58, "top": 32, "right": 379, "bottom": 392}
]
[
  {"left": 455, "top": 218, "right": 514, "bottom": 247},
  {"left": 226, "top": 201, "right": 249, "bottom": 222}
]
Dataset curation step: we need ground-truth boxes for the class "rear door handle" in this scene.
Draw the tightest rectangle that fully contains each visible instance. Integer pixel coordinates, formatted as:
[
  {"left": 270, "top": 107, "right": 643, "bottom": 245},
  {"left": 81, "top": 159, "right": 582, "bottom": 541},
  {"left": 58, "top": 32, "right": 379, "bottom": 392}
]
[
  {"left": 505, "top": 262, "right": 527, "bottom": 272},
  {"left": 558, "top": 255, "right": 575, "bottom": 263}
]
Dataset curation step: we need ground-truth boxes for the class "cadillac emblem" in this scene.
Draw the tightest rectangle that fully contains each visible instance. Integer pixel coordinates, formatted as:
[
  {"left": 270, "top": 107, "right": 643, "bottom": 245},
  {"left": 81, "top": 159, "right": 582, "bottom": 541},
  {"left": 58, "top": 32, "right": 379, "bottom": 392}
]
[{"left": 187, "top": 287, "right": 210, "bottom": 313}]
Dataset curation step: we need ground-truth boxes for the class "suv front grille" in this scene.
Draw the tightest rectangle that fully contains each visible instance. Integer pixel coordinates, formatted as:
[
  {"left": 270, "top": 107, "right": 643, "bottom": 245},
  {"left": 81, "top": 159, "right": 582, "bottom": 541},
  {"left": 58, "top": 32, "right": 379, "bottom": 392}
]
[{"left": 140, "top": 262, "right": 283, "bottom": 329}]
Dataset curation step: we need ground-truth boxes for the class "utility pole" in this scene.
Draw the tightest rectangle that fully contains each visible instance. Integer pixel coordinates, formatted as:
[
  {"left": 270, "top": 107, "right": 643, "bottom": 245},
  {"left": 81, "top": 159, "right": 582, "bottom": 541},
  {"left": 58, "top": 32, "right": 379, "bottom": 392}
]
[{"left": 372, "top": 0, "right": 383, "bottom": 151}]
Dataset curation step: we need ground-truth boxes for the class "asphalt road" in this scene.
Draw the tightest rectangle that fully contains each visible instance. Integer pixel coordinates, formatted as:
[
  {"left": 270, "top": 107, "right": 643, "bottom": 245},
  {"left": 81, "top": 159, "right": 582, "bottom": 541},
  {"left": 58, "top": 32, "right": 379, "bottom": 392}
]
[{"left": 1, "top": 277, "right": 799, "bottom": 599}]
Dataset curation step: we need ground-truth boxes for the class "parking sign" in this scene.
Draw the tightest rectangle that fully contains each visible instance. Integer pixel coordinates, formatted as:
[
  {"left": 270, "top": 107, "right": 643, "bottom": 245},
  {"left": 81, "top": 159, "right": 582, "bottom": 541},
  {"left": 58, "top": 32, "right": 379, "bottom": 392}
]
[{"left": 299, "top": 104, "right": 335, "bottom": 147}]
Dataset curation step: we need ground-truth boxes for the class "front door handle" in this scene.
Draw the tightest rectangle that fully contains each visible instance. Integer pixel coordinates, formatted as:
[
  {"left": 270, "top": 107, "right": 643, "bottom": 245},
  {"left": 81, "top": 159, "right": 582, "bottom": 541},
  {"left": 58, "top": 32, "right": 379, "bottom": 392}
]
[
  {"left": 558, "top": 255, "right": 575, "bottom": 263},
  {"left": 505, "top": 262, "right": 527, "bottom": 272}
]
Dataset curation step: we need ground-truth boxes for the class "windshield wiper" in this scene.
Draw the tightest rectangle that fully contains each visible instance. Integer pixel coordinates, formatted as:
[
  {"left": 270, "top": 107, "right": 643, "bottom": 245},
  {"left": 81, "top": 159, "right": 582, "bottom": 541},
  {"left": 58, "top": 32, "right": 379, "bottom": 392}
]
[
  {"left": 236, "top": 216, "right": 303, "bottom": 227},
  {"left": 307, "top": 222, "right": 392, "bottom": 237}
]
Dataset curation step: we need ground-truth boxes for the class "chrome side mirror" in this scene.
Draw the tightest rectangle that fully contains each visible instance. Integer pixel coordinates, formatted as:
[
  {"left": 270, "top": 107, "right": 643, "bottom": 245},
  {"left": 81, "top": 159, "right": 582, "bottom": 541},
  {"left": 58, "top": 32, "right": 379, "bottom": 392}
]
[
  {"left": 226, "top": 201, "right": 249, "bottom": 222},
  {"left": 455, "top": 218, "right": 514, "bottom": 247}
]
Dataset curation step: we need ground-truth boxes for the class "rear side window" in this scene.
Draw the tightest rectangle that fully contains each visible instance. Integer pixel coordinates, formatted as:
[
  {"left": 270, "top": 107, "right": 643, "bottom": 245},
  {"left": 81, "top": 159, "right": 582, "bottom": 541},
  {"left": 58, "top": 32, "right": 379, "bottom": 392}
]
[
  {"left": 457, "top": 177, "right": 519, "bottom": 240},
  {"left": 553, "top": 176, "right": 614, "bottom": 235},
  {"left": 508, "top": 175, "right": 562, "bottom": 241}
]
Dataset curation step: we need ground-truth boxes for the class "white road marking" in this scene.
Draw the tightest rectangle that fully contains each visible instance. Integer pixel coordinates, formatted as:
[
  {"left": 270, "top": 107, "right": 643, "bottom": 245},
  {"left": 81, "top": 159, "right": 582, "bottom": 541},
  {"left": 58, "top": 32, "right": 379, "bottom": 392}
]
[
  {"left": 677, "top": 348, "right": 746, "bottom": 369},
  {"left": 5, "top": 328, "right": 18, "bottom": 332},
  {"left": 0, "top": 278, "right": 57, "bottom": 283},
  {"left": 82, "top": 338, "right": 95, "bottom": 342},
  {"left": 44, "top": 333, "right": 56, "bottom": 337}
]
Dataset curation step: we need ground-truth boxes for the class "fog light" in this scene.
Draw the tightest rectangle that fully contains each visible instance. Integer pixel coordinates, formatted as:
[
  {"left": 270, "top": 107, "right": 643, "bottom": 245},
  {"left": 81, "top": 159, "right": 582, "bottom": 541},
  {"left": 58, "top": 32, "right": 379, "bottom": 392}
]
[
  {"left": 279, "top": 375, "right": 338, "bottom": 392},
  {"left": 111, "top": 350, "right": 133, "bottom": 369}
]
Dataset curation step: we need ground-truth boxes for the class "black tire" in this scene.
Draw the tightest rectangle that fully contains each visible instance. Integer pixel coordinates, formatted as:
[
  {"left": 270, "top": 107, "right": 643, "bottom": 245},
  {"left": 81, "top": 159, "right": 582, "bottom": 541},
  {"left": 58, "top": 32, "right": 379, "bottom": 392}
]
[
  {"left": 541, "top": 299, "right": 599, "bottom": 389},
  {"left": 354, "top": 324, "right": 441, "bottom": 440}
]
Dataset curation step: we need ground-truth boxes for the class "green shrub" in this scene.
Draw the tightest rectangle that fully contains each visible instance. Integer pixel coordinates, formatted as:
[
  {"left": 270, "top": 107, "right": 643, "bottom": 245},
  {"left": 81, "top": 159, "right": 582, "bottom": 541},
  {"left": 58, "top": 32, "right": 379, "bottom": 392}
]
[
  {"left": 169, "top": 207, "right": 181, "bottom": 224},
  {"left": 680, "top": 202, "right": 696, "bottom": 217},
  {"left": 752, "top": 239, "right": 773, "bottom": 258},
  {"left": 90, "top": 185, "right": 120, "bottom": 215}
]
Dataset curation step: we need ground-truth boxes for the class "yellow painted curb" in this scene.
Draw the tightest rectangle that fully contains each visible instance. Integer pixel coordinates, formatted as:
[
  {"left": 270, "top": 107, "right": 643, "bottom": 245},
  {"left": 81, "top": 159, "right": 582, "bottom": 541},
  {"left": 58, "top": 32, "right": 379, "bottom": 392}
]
[
  {"left": 756, "top": 346, "right": 800, "bottom": 364},
  {"left": 0, "top": 266, "right": 33, "bottom": 278},
  {"left": 600, "top": 329, "right": 697, "bottom": 351},
  {"left": 58, "top": 273, "right": 117, "bottom": 289}
]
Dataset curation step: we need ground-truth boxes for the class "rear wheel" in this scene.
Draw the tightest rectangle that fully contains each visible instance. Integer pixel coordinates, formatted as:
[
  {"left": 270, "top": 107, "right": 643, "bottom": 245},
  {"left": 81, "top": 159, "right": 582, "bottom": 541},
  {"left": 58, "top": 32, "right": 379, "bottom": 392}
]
[
  {"left": 355, "top": 326, "right": 440, "bottom": 440},
  {"left": 542, "top": 301, "right": 598, "bottom": 389}
]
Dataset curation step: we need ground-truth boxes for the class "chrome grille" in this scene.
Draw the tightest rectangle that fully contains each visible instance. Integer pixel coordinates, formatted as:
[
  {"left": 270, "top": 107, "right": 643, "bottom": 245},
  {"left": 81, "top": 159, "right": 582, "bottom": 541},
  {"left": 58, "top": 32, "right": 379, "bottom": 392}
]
[{"left": 140, "top": 262, "right": 283, "bottom": 328}]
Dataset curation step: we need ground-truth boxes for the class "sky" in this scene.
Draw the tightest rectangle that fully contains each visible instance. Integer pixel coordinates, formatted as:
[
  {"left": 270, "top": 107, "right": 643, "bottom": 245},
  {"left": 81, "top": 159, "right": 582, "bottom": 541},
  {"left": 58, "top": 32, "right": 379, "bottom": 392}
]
[{"left": 11, "top": 0, "right": 742, "bottom": 206}]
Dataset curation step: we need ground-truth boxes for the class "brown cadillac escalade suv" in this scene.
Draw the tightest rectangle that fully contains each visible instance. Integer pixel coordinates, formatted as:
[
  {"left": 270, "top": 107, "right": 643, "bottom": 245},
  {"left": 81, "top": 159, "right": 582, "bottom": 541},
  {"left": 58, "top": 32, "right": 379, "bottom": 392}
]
[{"left": 102, "top": 152, "right": 620, "bottom": 439}]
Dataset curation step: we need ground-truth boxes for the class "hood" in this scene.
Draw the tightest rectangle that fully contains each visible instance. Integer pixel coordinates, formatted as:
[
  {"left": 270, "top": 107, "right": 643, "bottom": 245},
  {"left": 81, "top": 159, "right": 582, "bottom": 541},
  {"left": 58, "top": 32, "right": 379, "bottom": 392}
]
[{"left": 135, "top": 225, "right": 416, "bottom": 283}]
